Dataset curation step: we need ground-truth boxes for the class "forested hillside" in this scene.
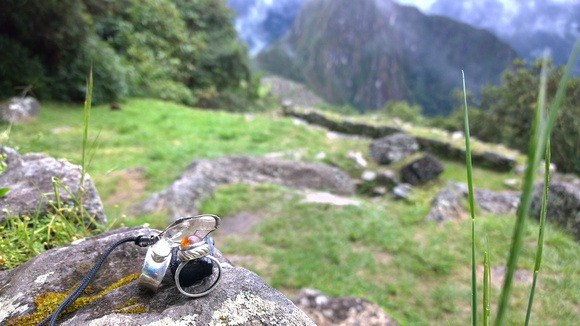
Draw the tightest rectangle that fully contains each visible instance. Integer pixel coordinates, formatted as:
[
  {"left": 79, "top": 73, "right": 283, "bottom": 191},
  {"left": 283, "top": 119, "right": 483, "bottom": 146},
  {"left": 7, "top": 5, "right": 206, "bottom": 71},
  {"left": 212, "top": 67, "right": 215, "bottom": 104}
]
[{"left": 0, "top": 0, "right": 256, "bottom": 109}]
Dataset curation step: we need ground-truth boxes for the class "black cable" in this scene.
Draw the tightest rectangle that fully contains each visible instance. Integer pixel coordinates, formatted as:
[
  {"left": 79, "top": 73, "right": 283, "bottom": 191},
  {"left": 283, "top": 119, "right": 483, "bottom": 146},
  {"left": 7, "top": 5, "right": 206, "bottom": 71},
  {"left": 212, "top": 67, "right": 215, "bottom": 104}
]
[{"left": 37, "top": 235, "right": 154, "bottom": 326}]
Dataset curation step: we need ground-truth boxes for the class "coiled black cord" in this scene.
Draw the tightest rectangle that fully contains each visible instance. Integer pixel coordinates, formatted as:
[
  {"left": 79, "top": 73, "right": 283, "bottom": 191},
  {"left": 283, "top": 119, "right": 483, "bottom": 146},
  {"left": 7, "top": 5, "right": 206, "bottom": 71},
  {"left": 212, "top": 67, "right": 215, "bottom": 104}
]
[{"left": 37, "top": 235, "right": 154, "bottom": 326}]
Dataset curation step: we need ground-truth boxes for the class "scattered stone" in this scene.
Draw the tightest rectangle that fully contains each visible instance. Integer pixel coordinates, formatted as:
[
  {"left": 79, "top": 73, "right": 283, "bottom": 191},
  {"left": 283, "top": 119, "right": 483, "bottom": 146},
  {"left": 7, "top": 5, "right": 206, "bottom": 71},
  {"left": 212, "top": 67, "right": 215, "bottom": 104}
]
[
  {"left": 372, "top": 186, "right": 388, "bottom": 196},
  {"left": 302, "top": 192, "right": 361, "bottom": 206},
  {"left": 473, "top": 150, "right": 516, "bottom": 172},
  {"left": 294, "top": 288, "right": 397, "bottom": 326},
  {"left": 316, "top": 152, "right": 327, "bottom": 160},
  {"left": 503, "top": 178, "right": 519, "bottom": 189},
  {"left": 531, "top": 177, "right": 580, "bottom": 240},
  {"left": 139, "top": 156, "right": 355, "bottom": 219},
  {"left": 282, "top": 107, "right": 401, "bottom": 138},
  {"left": 426, "top": 182, "right": 520, "bottom": 223},
  {"left": 392, "top": 183, "right": 413, "bottom": 200},
  {"left": 426, "top": 187, "right": 465, "bottom": 223},
  {"left": 369, "top": 132, "right": 419, "bottom": 165},
  {"left": 0, "top": 96, "right": 40, "bottom": 123},
  {"left": 515, "top": 162, "right": 557, "bottom": 175},
  {"left": 400, "top": 154, "right": 444, "bottom": 185},
  {"left": 375, "top": 170, "right": 398, "bottom": 189},
  {"left": 361, "top": 170, "right": 377, "bottom": 182},
  {"left": 0, "top": 146, "right": 106, "bottom": 224},
  {"left": 0, "top": 227, "right": 313, "bottom": 325},
  {"left": 474, "top": 188, "right": 520, "bottom": 215},
  {"left": 346, "top": 151, "right": 368, "bottom": 168},
  {"left": 451, "top": 131, "right": 464, "bottom": 140}
]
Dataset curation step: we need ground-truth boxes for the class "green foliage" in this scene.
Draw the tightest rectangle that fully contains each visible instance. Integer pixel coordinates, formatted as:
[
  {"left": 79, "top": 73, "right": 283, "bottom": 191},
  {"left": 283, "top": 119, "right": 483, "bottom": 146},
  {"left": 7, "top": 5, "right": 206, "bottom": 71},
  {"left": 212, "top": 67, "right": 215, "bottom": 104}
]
[
  {"left": 430, "top": 59, "right": 579, "bottom": 174},
  {"left": 0, "top": 36, "right": 47, "bottom": 99},
  {"left": 379, "top": 101, "right": 424, "bottom": 123},
  {"left": 0, "top": 0, "right": 257, "bottom": 109},
  {"left": 50, "top": 36, "right": 132, "bottom": 103}
]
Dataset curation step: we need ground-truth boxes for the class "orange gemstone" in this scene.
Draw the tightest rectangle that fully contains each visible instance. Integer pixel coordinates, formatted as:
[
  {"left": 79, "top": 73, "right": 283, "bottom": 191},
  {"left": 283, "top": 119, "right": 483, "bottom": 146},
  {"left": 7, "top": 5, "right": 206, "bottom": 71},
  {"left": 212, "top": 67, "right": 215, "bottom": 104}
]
[{"left": 181, "top": 235, "right": 202, "bottom": 247}]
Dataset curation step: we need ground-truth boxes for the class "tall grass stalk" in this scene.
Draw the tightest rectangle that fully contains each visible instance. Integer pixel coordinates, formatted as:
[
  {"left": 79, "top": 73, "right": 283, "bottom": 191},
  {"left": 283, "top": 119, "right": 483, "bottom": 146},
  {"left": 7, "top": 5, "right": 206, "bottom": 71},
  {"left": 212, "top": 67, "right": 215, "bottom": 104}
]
[
  {"left": 79, "top": 68, "right": 93, "bottom": 203},
  {"left": 462, "top": 70, "right": 477, "bottom": 326},
  {"left": 524, "top": 142, "right": 551, "bottom": 325},
  {"left": 483, "top": 237, "right": 491, "bottom": 326},
  {"left": 495, "top": 42, "right": 578, "bottom": 325}
]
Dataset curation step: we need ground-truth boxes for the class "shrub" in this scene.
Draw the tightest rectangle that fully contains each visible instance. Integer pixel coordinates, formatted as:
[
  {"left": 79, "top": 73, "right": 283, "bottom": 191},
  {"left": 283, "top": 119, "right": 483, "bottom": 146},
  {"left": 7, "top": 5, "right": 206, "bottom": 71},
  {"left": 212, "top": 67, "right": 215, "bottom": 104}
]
[
  {"left": 50, "top": 36, "right": 132, "bottom": 104},
  {"left": 0, "top": 36, "right": 47, "bottom": 99}
]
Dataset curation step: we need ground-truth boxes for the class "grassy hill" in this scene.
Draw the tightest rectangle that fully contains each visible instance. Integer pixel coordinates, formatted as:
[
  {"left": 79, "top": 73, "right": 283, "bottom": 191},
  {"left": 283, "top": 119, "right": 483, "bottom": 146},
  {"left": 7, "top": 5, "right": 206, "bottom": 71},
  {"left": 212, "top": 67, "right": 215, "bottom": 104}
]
[{"left": 2, "top": 99, "right": 578, "bottom": 324}]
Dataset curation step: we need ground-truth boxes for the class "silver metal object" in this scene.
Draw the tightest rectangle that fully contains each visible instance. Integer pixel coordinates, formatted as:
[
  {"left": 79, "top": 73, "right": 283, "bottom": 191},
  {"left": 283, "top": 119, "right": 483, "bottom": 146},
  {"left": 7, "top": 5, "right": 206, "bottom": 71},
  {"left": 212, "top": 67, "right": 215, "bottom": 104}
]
[
  {"left": 175, "top": 255, "right": 222, "bottom": 297},
  {"left": 138, "top": 214, "right": 221, "bottom": 294}
]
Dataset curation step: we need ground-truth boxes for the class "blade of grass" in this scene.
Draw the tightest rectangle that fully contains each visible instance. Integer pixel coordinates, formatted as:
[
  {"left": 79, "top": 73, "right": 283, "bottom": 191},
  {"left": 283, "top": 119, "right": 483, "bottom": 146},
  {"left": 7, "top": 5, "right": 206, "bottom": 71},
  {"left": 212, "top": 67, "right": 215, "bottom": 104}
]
[
  {"left": 484, "top": 236, "right": 491, "bottom": 326},
  {"left": 80, "top": 67, "right": 93, "bottom": 201},
  {"left": 525, "top": 141, "right": 551, "bottom": 325},
  {"left": 462, "top": 70, "right": 477, "bottom": 326},
  {"left": 495, "top": 41, "right": 578, "bottom": 325}
]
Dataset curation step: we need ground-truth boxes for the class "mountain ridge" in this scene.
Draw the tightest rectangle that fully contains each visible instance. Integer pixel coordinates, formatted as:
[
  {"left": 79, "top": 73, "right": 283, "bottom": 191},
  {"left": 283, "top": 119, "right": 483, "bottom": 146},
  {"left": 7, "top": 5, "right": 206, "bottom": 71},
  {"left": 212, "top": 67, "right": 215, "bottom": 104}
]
[{"left": 256, "top": 0, "right": 517, "bottom": 115}]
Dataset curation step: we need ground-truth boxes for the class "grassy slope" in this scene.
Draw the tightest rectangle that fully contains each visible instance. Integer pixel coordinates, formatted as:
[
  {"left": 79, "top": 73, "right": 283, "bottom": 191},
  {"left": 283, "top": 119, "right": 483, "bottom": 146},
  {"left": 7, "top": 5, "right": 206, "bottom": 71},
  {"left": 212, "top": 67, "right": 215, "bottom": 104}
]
[{"left": 3, "top": 99, "right": 578, "bottom": 324}]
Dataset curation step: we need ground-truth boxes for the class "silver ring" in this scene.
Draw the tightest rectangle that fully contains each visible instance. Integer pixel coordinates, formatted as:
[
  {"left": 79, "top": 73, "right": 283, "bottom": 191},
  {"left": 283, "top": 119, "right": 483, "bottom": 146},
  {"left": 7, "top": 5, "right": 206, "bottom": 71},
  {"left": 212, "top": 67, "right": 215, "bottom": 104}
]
[
  {"left": 178, "top": 242, "right": 211, "bottom": 261},
  {"left": 139, "top": 238, "right": 172, "bottom": 291},
  {"left": 174, "top": 255, "right": 222, "bottom": 297}
]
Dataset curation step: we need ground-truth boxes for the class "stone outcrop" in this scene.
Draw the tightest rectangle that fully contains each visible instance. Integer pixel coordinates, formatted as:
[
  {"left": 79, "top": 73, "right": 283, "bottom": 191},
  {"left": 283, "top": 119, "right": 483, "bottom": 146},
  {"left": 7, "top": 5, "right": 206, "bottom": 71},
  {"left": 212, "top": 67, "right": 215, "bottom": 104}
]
[
  {"left": 370, "top": 132, "right": 419, "bottom": 165},
  {"left": 139, "top": 156, "right": 355, "bottom": 219},
  {"left": 283, "top": 107, "right": 518, "bottom": 172},
  {"left": 294, "top": 288, "right": 397, "bottom": 326},
  {"left": 415, "top": 137, "right": 516, "bottom": 172},
  {"left": 427, "top": 182, "right": 520, "bottom": 223},
  {"left": 283, "top": 107, "right": 401, "bottom": 138},
  {"left": 531, "top": 176, "right": 580, "bottom": 240},
  {"left": 400, "top": 154, "right": 444, "bottom": 185},
  {"left": 0, "top": 96, "right": 40, "bottom": 123},
  {"left": 0, "top": 226, "right": 314, "bottom": 325},
  {"left": 0, "top": 146, "right": 106, "bottom": 224}
]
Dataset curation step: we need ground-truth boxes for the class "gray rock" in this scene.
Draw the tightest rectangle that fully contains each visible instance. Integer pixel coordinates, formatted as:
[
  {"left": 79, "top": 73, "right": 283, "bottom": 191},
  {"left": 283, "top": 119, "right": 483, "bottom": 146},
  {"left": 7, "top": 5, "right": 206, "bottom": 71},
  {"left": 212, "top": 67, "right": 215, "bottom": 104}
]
[
  {"left": 294, "top": 288, "right": 397, "bottom": 326},
  {"left": 376, "top": 170, "right": 398, "bottom": 189},
  {"left": 426, "top": 182, "right": 520, "bottom": 223},
  {"left": 475, "top": 188, "right": 520, "bottom": 215},
  {"left": 426, "top": 187, "right": 465, "bottom": 223},
  {"left": 139, "top": 156, "right": 355, "bottom": 219},
  {"left": 0, "top": 146, "right": 106, "bottom": 224},
  {"left": 282, "top": 107, "right": 401, "bottom": 138},
  {"left": 0, "top": 226, "right": 314, "bottom": 325},
  {"left": 473, "top": 150, "right": 516, "bottom": 172},
  {"left": 392, "top": 183, "right": 413, "bottom": 200},
  {"left": 0, "top": 96, "right": 40, "bottom": 123},
  {"left": 400, "top": 154, "right": 444, "bottom": 185},
  {"left": 370, "top": 132, "right": 419, "bottom": 165},
  {"left": 531, "top": 177, "right": 580, "bottom": 240}
]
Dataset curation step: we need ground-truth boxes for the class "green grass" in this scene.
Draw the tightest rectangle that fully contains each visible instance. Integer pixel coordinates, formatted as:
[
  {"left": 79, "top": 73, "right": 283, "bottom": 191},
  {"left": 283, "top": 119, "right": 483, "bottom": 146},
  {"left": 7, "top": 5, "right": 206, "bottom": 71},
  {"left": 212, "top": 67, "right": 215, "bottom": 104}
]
[
  {"left": 202, "top": 183, "right": 578, "bottom": 325},
  {"left": 4, "top": 98, "right": 366, "bottom": 217},
  {"left": 2, "top": 97, "right": 578, "bottom": 324}
]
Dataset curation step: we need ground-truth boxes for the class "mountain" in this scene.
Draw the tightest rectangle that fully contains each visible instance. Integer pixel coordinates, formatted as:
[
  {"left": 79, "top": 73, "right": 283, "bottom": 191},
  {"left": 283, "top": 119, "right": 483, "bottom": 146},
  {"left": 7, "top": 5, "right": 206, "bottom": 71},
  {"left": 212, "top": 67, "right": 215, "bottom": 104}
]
[
  {"left": 229, "top": 0, "right": 577, "bottom": 73},
  {"left": 425, "top": 0, "right": 580, "bottom": 75},
  {"left": 255, "top": 0, "right": 517, "bottom": 115}
]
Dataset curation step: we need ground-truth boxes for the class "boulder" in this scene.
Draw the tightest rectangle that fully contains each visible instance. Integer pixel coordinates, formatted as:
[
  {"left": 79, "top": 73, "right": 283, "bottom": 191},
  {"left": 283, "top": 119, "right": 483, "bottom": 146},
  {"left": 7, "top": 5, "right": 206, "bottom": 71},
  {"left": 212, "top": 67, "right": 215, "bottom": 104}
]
[
  {"left": 426, "top": 187, "right": 465, "bottom": 223},
  {"left": 139, "top": 156, "right": 355, "bottom": 219},
  {"left": 376, "top": 170, "right": 398, "bottom": 189},
  {"left": 0, "top": 226, "right": 314, "bottom": 325},
  {"left": 370, "top": 133, "right": 419, "bottom": 165},
  {"left": 0, "top": 96, "right": 40, "bottom": 123},
  {"left": 294, "top": 288, "right": 397, "bottom": 326},
  {"left": 400, "top": 154, "right": 444, "bottom": 185},
  {"left": 531, "top": 177, "right": 580, "bottom": 240},
  {"left": 392, "top": 183, "right": 413, "bottom": 200},
  {"left": 472, "top": 150, "right": 516, "bottom": 172},
  {"left": 0, "top": 146, "right": 106, "bottom": 224},
  {"left": 426, "top": 182, "right": 520, "bottom": 223}
]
